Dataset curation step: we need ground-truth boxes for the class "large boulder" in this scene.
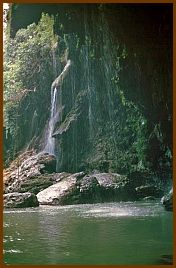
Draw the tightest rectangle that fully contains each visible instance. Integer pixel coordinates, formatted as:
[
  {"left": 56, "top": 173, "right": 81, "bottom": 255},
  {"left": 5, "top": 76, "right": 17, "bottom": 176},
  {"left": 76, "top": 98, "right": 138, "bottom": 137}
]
[
  {"left": 94, "top": 173, "right": 137, "bottom": 201},
  {"left": 161, "top": 188, "right": 173, "bottom": 211},
  {"left": 78, "top": 175, "right": 102, "bottom": 203},
  {"left": 3, "top": 151, "right": 57, "bottom": 194},
  {"left": 4, "top": 192, "right": 39, "bottom": 208},
  {"left": 36, "top": 173, "right": 79, "bottom": 205}
]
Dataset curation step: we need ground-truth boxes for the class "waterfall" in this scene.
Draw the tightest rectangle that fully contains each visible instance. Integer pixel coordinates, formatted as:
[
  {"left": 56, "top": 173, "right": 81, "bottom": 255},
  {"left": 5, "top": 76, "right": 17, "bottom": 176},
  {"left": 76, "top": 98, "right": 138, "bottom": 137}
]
[
  {"left": 51, "top": 59, "right": 71, "bottom": 89},
  {"left": 43, "top": 87, "right": 57, "bottom": 155},
  {"left": 43, "top": 59, "right": 71, "bottom": 155}
]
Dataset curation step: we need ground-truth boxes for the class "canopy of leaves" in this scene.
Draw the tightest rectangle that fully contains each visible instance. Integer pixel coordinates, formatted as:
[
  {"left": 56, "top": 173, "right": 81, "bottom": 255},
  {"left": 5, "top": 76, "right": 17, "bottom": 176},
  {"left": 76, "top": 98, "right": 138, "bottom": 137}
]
[
  {"left": 4, "top": 13, "right": 57, "bottom": 129},
  {"left": 3, "top": 13, "right": 59, "bottom": 167}
]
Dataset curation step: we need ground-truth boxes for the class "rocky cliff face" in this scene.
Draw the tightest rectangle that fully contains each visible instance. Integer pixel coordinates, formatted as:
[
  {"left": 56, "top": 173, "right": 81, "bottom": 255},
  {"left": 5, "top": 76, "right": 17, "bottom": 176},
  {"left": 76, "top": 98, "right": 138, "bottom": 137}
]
[{"left": 4, "top": 4, "right": 172, "bottom": 183}]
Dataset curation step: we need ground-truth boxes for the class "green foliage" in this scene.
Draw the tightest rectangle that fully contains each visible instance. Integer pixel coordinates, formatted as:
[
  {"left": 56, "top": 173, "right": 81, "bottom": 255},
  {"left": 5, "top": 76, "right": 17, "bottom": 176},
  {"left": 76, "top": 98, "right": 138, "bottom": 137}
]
[
  {"left": 86, "top": 95, "right": 150, "bottom": 174},
  {"left": 121, "top": 45, "right": 128, "bottom": 59},
  {"left": 4, "top": 13, "right": 58, "bottom": 163},
  {"left": 4, "top": 13, "right": 57, "bottom": 125}
]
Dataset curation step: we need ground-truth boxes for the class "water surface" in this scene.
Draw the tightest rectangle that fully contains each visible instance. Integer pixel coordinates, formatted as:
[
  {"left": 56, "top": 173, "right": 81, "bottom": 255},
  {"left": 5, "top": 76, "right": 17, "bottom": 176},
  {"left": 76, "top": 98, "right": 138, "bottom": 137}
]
[{"left": 3, "top": 201, "right": 173, "bottom": 265}]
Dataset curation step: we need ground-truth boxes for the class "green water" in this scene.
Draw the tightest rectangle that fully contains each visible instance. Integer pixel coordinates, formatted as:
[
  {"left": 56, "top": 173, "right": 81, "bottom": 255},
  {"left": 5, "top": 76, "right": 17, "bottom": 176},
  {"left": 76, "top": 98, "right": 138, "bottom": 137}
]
[{"left": 3, "top": 201, "right": 173, "bottom": 265}]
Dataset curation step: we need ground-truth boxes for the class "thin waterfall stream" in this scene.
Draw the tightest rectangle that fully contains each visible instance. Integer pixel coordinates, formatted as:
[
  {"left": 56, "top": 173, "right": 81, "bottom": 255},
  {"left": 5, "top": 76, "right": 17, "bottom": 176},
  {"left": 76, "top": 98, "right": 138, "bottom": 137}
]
[
  {"left": 43, "top": 59, "right": 71, "bottom": 155},
  {"left": 43, "top": 87, "right": 57, "bottom": 155}
]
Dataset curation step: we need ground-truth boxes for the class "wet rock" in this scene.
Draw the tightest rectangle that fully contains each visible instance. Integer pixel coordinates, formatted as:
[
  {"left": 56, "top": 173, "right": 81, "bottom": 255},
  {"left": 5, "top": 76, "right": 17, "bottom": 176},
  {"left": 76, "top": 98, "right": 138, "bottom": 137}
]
[
  {"left": 94, "top": 173, "right": 137, "bottom": 201},
  {"left": 79, "top": 176, "right": 102, "bottom": 203},
  {"left": 135, "top": 185, "right": 163, "bottom": 199},
  {"left": 161, "top": 188, "right": 173, "bottom": 211},
  {"left": 36, "top": 174, "right": 78, "bottom": 205},
  {"left": 4, "top": 192, "right": 39, "bottom": 208}
]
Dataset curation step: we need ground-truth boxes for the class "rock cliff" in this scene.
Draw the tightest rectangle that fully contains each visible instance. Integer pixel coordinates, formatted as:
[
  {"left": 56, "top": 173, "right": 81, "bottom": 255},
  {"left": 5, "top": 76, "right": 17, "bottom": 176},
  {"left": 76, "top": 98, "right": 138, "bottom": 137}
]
[{"left": 4, "top": 4, "right": 172, "bottom": 192}]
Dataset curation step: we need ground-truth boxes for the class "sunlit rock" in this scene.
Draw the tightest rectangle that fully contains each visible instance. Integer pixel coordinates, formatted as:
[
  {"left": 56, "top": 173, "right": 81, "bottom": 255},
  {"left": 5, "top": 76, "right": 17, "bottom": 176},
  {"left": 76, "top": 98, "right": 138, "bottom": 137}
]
[{"left": 36, "top": 174, "right": 78, "bottom": 205}]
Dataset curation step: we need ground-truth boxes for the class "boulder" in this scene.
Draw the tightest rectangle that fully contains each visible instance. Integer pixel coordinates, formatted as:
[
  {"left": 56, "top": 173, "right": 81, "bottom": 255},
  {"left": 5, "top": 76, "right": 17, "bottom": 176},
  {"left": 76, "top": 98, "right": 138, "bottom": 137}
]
[
  {"left": 4, "top": 192, "right": 39, "bottom": 208},
  {"left": 161, "top": 188, "right": 173, "bottom": 211},
  {"left": 36, "top": 173, "right": 79, "bottom": 205},
  {"left": 135, "top": 185, "right": 163, "bottom": 198},
  {"left": 78, "top": 176, "right": 102, "bottom": 203},
  {"left": 94, "top": 173, "right": 137, "bottom": 201},
  {"left": 4, "top": 152, "right": 57, "bottom": 194}
]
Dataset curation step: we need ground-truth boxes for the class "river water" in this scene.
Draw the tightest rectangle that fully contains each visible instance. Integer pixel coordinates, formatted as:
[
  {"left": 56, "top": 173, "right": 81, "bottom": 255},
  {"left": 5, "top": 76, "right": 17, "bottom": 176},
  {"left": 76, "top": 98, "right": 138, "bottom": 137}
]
[{"left": 3, "top": 201, "right": 173, "bottom": 265}]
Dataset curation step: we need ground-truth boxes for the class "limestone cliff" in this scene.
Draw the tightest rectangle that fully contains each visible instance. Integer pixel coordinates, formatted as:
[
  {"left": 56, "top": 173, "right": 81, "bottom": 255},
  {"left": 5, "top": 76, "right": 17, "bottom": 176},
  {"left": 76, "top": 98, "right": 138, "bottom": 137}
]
[{"left": 4, "top": 4, "right": 172, "bottom": 185}]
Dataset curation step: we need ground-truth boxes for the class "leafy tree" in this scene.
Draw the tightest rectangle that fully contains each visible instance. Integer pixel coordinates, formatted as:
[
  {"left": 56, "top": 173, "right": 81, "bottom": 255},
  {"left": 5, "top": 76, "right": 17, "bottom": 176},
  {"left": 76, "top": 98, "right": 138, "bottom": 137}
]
[{"left": 4, "top": 13, "right": 58, "bottom": 165}]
